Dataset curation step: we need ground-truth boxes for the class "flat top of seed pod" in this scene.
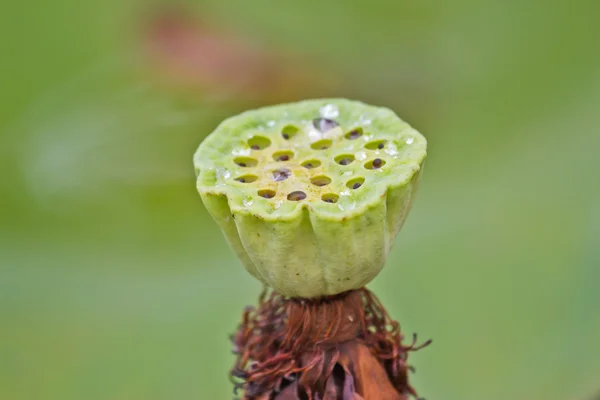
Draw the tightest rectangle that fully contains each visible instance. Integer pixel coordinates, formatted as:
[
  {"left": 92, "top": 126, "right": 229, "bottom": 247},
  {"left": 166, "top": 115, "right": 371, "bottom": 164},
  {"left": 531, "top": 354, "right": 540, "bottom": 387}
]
[{"left": 194, "top": 99, "right": 426, "bottom": 220}]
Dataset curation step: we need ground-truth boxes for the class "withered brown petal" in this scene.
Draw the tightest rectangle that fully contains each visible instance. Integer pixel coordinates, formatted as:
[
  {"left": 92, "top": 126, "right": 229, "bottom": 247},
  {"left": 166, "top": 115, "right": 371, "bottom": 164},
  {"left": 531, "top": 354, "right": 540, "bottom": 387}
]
[{"left": 337, "top": 342, "right": 407, "bottom": 400}]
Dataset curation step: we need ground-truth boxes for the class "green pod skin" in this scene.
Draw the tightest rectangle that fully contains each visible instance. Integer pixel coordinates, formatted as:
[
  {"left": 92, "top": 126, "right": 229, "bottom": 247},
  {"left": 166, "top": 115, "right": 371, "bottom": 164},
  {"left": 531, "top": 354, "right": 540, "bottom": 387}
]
[{"left": 194, "top": 99, "right": 426, "bottom": 298}]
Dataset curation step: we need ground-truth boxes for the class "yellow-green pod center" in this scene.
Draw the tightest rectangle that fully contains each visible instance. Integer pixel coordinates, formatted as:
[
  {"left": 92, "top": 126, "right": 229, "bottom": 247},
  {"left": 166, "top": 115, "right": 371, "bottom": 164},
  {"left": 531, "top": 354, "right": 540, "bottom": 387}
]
[{"left": 194, "top": 99, "right": 426, "bottom": 298}]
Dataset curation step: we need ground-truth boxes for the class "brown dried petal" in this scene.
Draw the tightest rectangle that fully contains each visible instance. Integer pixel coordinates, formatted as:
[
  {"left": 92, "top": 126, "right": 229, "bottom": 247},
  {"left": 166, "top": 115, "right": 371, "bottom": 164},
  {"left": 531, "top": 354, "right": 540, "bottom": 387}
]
[{"left": 337, "top": 341, "right": 406, "bottom": 400}]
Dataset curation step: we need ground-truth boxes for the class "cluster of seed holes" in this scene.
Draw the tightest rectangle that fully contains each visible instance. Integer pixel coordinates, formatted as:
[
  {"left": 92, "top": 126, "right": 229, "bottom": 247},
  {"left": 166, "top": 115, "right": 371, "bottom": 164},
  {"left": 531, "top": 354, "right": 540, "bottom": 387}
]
[
  {"left": 281, "top": 125, "right": 299, "bottom": 140},
  {"left": 287, "top": 191, "right": 307, "bottom": 201},
  {"left": 310, "top": 139, "right": 332, "bottom": 150},
  {"left": 365, "top": 140, "right": 386, "bottom": 150},
  {"left": 258, "top": 189, "right": 276, "bottom": 199},
  {"left": 235, "top": 175, "right": 258, "bottom": 183},
  {"left": 234, "top": 117, "right": 392, "bottom": 204},
  {"left": 302, "top": 159, "right": 321, "bottom": 169},
  {"left": 272, "top": 168, "right": 291, "bottom": 182},
  {"left": 335, "top": 154, "right": 355, "bottom": 165},
  {"left": 321, "top": 193, "right": 339, "bottom": 203},
  {"left": 234, "top": 157, "right": 258, "bottom": 167},
  {"left": 365, "top": 158, "right": 386, "bottom": 170},
  {"left": 273, "top": 150, "right": 293, "bottom": 162},
  {"left": 248, "top": 136, "right": 271, "bottom": 150},
  {"left": 345, "top": 127, "right": 363, "bottom": 140},
  {"left": 311, "top": 175, "right": 331, "bottom": 187},
  {"left": 346, "top": 177, "right": 365, "bottom": 190}
]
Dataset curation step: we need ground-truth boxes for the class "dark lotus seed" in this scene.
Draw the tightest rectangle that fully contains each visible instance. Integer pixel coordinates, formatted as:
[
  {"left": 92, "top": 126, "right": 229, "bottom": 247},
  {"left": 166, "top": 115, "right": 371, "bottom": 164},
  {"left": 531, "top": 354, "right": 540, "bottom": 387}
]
[
  {"left": 248, "top": 136, "right": 271, "bottom": 150},
  {"left": 321, "top": 193, "right": 339, "bottom": 203},
  {"left": 234, "top": 157, "right": 258, "bottom": 167},
  {"left": 365, "top": 140, "right": 388, "bottom": 150},
  {"left": 273, "top": 151, "right": 293, "bottom": 162},
  {"left": 345, "top": 177, "right": 365, "bottom": 189},
  {"left": 335, "top": 154, "right": 355, "bottom": 165},
  {"left": 346, "top": 129, "right": 362, "bottom": 140},
  {"left": 373, "top": 158, "right": 383, "bottom": 168},
  {"left": 312, "top": 118, "right": 339, "bottom": 132},
  {"left": 235, "top": 175, "right": 258, "bottom": 183},
  {"left": 311, "top": 176, "right": 331, "bottom": 187},
  {"left": 301, "top": 159, "right": 321, "bottom": 169},
  {"left": 273, "top": 168, "right": 291, "bottom": 182},
  {"left": 258, "top": 189, "right": 276, "bottom": 199},
  {"left": 287, "top": 191, "right": 306, "bottom": 201},
  {"left": 310, "top": 139, "right": 332, "bottom": 150},
  {"left": 281, "top": 125, "right": 299, "bottom": 140}
]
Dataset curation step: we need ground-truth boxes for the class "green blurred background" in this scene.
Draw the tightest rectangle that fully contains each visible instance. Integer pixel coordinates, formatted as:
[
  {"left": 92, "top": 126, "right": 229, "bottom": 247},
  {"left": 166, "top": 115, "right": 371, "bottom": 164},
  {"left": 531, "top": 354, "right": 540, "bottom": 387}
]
[{"left": 1, "top": 0, "right": 599, "bottom": 399}]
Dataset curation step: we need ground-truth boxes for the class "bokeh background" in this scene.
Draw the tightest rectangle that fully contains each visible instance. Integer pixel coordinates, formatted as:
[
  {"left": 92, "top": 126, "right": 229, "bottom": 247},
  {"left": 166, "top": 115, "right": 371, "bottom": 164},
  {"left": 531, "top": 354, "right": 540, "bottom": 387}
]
[{"left": 1, "top": 0, "right": 599, "bottom": 399}]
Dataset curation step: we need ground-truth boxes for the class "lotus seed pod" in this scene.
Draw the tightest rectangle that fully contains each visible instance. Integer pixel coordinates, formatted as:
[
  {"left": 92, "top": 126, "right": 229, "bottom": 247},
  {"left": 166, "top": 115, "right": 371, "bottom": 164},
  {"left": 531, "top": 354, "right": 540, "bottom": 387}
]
[{"left": 194, "top": 99, "right": 426, "bottom": 298}]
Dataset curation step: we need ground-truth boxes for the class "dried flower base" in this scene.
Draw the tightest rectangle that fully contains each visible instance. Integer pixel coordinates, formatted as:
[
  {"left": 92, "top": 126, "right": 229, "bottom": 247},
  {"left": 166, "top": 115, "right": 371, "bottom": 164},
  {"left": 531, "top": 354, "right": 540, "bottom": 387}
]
[{"left": 231, "top": 288, "right": 431, "bottom": 400}]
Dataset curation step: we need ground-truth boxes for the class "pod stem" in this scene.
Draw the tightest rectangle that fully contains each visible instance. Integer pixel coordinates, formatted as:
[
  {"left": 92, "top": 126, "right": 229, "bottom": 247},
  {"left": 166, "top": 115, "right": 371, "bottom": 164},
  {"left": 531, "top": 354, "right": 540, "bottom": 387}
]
[{"left": 231, "top": 288, "right": 431, "bottom": 399}]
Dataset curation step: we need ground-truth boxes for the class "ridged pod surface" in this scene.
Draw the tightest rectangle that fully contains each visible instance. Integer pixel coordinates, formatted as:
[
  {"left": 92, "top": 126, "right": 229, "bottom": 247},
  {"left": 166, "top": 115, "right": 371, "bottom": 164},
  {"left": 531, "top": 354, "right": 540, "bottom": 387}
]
[{"left": 194, "top": 99, "right": 426, "bottom": 298}]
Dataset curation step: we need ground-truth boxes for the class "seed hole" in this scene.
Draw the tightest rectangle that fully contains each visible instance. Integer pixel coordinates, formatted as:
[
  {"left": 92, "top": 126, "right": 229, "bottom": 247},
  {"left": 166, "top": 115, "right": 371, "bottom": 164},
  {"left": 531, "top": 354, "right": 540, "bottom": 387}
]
[
  {"left": 345, "top": 128, "right": 363, "bottom": 140},
  {"left": 365, "top": 158, "right": 386, "bottom": 170},
  {"left": 272, "top": 168, "right": 291, "bottom": 182},
  {"left": 235, "top": 175, "right": 258, "bottom": 183},
  {"left": 321, "top": 193, "right": 339, "bottom": 203},
  {"left": 335, "top": 154, "right": 355, "bottom": 165},
  {"left": 248, "top": 136, "right": 271, "bottom": 150},
  {"left": 281, "top": 125, "right": 299, "bottom": 140},
  {"left": 234, "top": 157, "right": 258, "bottom": 167},
  {"left": 273, "top": 150, "right": 293, "bottom": 162},
  {"left": 347, "top": 177, "right": 365, "bottom": 190},
  {"left": 365, "top": 140, "right": 387, "bottom": 150},
  {"left": 312, "top": 118, "right": 339, "bottom": 133},
  {"left": 258, "top": 189, "right": 276, "bottom": 199},
  {"left": 301, "top": 159, "right": 321, "bottom": 169},
  {"left": 287, "top": 191, "right": 307, "bottom": 201},
  {"left": 310, "top": 139, "right": 332, "bottom": 150},
  {"left": 311, "top": 176, "right": 331, "bottom": 187}
]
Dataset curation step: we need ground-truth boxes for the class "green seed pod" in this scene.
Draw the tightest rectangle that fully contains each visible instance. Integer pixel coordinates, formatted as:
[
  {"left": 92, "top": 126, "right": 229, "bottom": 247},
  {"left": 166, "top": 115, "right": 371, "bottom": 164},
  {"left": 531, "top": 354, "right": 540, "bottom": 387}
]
[{"left": 194, "top": 99, "right": 426, "bottom": 298}]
